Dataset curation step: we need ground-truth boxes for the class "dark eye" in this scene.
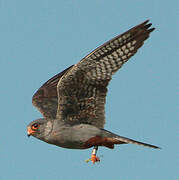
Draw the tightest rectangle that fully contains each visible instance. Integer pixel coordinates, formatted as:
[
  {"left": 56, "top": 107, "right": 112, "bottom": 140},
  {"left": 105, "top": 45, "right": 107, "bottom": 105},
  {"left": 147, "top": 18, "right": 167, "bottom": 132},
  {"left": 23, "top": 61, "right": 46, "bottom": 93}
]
[{"left": 31, "top": 123, "right": 39, "bottom": 130}]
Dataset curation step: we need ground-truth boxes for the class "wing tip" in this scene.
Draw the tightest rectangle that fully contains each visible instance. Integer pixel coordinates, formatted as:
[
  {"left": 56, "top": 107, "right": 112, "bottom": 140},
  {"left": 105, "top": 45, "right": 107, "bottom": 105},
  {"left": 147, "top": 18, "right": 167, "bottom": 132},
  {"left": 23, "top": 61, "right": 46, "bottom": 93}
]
[{"left": 139, "top": 19, "right": 155, "bottom": 33}]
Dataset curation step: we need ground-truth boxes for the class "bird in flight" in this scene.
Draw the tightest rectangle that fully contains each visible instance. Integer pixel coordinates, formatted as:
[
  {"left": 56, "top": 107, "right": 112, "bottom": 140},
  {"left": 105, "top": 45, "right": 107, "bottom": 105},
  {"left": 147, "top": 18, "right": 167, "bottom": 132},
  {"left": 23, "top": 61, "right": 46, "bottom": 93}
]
[{"left": 27, "top": 20, "right": 160, "bottom": 164}]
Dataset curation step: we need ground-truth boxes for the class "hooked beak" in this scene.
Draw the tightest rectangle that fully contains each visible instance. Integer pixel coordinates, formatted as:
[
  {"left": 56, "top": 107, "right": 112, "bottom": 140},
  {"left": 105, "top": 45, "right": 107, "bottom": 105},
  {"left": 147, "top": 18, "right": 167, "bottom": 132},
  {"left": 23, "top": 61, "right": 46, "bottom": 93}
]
[{"left": 27, "top": 127, "right": 35, "bottom": 137}]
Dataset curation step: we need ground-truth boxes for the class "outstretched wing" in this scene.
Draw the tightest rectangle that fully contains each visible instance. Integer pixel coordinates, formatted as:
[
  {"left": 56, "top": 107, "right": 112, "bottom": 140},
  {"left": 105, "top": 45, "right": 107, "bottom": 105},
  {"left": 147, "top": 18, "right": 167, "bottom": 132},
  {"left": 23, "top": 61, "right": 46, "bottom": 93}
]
[
  {"left": 56, "top": 20, "right": 155, "bottom": 128},
  {"left": 32, "top": 65, "right": 73, "bottom": 118}
]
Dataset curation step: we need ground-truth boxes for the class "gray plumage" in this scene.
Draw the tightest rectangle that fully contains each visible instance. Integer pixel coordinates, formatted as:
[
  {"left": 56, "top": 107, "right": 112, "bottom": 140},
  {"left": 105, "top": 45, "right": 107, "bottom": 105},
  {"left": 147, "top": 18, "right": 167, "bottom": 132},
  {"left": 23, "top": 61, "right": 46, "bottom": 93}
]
[{"left": 28, "top": 20, "right": 160, "bottom": 154}]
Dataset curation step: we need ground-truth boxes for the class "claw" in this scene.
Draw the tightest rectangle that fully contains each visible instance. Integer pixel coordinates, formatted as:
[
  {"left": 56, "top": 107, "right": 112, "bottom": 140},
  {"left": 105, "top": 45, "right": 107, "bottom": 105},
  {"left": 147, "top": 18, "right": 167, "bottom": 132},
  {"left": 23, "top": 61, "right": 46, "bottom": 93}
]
[
  {"left": 85, "top": 158, "right": 91, "bottom": 163},
  {"left": 85, "top": 146, "right": 100, "bottom": 164},
  {"left": 91, "top": 154, "right": 100, "bottom": 164},
  {"left": 84, "top": 155, "right": 100, "bottom": 163}
]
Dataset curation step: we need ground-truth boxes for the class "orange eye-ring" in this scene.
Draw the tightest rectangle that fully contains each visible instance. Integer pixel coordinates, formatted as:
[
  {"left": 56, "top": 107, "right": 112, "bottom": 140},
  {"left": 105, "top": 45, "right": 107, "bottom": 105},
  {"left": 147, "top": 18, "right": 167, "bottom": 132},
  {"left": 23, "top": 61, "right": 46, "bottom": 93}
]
[{"left": 31, "top": 123, "right": 39, "bottom": 130}]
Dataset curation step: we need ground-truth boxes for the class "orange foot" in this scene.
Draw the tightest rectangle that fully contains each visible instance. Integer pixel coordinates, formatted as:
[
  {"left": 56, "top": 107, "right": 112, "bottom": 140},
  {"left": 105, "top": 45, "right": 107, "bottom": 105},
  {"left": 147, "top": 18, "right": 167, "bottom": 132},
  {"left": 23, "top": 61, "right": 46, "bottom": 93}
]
[{"left": 91, "top": 154, "right": 100, "bottom": 164}]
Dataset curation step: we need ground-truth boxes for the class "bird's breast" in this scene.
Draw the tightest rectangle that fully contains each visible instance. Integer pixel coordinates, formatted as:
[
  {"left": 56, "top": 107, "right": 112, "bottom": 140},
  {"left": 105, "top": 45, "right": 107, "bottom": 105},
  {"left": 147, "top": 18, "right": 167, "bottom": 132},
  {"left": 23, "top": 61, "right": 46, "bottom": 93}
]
[{"left": 47, "top": 123, "right": 101, "bottom": 149}]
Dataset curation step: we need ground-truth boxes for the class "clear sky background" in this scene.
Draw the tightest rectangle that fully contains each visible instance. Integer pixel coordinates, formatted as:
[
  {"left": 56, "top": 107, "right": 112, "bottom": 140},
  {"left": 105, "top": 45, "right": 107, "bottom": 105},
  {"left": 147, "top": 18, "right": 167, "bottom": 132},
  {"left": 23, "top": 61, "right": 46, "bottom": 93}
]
[{"left": 0, "top": 0, "right": 178, "bottom": 180}]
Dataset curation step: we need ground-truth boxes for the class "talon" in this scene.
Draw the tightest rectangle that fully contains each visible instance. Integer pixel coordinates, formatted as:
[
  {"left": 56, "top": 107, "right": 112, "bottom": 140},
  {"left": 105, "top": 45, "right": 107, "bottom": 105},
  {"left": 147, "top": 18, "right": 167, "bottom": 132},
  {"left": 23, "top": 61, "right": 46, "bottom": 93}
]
[
  {"left": 91, "top": 154, "right": 100, "bottom": 164},
  {"left": 85, "top": 158, "right": 91, "bottom": 163}
]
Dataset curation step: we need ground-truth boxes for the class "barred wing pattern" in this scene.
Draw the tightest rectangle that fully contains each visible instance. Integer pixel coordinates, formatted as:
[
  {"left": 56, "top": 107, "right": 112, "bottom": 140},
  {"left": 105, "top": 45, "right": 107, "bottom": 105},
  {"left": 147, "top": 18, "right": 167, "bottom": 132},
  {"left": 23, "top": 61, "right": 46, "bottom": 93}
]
[
  {"left": 32, "top": 65, "right": 73, "bottom": 119},
  {"left": 56, "top": 20, "right": 155, "bottom": 128}
]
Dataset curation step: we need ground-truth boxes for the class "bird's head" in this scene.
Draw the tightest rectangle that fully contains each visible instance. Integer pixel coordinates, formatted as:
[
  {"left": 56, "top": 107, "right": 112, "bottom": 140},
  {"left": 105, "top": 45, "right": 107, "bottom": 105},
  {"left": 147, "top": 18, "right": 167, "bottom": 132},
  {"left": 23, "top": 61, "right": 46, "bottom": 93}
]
[{"left": 27, "top": 118, "right": 53, "bottom": 141}]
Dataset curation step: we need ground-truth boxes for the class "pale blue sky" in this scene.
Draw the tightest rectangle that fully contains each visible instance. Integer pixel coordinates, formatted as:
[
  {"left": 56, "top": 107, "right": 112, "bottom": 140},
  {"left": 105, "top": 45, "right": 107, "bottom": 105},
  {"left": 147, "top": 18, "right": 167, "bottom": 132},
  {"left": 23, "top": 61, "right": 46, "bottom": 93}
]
[{"left": 0, "top": 0, "right": 178, "bottom": 180}]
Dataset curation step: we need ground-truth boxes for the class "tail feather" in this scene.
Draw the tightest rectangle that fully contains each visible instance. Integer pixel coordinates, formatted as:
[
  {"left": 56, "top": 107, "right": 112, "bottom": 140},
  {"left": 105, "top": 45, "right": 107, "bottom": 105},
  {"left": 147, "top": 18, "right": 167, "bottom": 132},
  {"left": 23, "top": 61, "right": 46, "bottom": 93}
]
[{"left": 114, "top": 135, "right": 160, "bottom": 149}]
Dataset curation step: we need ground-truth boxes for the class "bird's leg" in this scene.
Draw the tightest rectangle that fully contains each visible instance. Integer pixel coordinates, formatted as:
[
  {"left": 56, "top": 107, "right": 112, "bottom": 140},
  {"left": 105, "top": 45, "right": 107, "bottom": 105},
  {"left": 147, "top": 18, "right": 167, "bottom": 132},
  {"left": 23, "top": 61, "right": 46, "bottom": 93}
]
[
  {"left": 91, "top": 146, "right": 100, "bottom": 164},
  {"left": 85, "top": 146, "right": 100, "bottom": 164}
]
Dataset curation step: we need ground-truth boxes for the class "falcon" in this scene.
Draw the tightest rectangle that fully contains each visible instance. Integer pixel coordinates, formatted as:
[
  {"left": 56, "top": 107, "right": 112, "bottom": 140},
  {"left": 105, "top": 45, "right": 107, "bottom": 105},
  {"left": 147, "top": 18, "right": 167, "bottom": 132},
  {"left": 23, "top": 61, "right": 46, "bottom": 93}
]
[{"left": 27, "top": 20, "right": 160, "bottom": 164}]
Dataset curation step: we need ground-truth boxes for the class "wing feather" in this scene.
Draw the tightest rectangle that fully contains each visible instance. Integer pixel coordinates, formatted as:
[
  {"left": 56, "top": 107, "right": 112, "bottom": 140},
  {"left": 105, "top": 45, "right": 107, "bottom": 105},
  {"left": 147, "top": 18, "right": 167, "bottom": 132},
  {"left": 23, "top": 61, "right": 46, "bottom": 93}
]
[
  {"left": 56, "top": 20, "right": 155, "bottom": 128},
  {"left": 32, "top": 65, "right": 73, "bottom": 118}
]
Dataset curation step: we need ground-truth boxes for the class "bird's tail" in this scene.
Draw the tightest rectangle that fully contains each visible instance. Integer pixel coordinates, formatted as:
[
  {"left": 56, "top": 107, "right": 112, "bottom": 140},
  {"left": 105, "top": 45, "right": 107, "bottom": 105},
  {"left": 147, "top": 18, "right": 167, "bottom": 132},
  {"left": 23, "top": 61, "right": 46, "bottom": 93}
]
[
  {"left": 113, "top": 135, "right": 160, "bottom": 149},
  {"left": 101, "top": 129, "right": 160, "bottom": 149}
]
